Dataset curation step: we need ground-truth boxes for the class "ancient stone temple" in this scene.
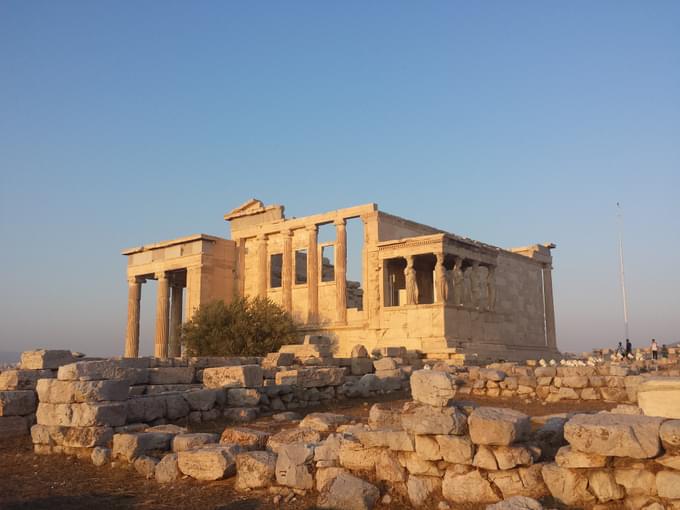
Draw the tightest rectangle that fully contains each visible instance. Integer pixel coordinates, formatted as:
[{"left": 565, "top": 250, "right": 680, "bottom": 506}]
[{"left": 122, "top": 199, "right": 559, "bottom": 361}]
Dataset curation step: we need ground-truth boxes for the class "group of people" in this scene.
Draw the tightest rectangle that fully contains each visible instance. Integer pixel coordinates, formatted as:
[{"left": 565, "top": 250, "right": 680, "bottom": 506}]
[{"left": 615, "top": 338, "right": 667, "bottom": 360}]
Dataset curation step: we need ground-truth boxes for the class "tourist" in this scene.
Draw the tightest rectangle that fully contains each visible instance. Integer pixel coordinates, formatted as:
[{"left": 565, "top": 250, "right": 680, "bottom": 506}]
[
  {"left": 651, "top": 339, "right": 659, "bottom": 360},
  {"left": 625, "top": 338, "right": 632, "bottom": 357},
  {"left": 661, "top": 344, "right": 669, "bottom": 359},
  {"left": 615, "top": 342, "right": 624, "bottom": 359}
]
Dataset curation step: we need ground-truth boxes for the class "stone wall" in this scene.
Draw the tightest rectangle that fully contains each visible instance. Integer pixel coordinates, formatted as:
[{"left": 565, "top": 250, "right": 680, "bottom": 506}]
[{"left": 29, "top": 368, "right": 680, "bottom": 510}]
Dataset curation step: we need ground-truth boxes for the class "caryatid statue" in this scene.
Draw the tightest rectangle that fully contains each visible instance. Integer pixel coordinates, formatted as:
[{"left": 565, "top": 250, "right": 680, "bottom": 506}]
[
  {"left": 434, "top": 252, "right": 448, "bottom": 303},
  {"left": 469, "top": 261, "right": 481, "bottom": 308},
  {"left": 452, "top": 257, "right": 464, "bottom": 306},
  {"left": 404, "top": 255, "right": 418, "bottom": 305},
  {"left": 486, "top": 265, "right": 497, "bottom": 311}
]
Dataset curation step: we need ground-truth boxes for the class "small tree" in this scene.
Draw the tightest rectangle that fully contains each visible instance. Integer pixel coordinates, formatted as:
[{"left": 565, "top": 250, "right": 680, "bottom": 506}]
[{"left": 181, "top": 297, "right": 298, "bottom": 357}]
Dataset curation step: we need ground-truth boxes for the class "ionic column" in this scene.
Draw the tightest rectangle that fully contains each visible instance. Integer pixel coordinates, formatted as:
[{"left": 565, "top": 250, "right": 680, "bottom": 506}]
[
  {"left": 335, "top": 219, "right": 347, "bottom": 323},
  {"left": 542, "top": 264, "right": 557, "bottom": 349},
  {"left": 154, "top": 271, "right": 170, "bottom": 359},
  {"left": 257, "top": 234, "right": 268, "bottom": 298},
  {"left": 307, "top": 225, "right": 319, "bottom": 323},
  {"left": 124, "top": 277, "right": 143, "bottom": 358},
  {"left": 434, "top": 252, "right": 448, "bottom": 303},
  {"left": 282, "top": 229, "right": 293, "bottom": 313},
  {"left": 405, "top": 255, "right": 418, "bottom": 305},
  {"left": 169, "top": 282, "right": 183, "bottom": 357}
]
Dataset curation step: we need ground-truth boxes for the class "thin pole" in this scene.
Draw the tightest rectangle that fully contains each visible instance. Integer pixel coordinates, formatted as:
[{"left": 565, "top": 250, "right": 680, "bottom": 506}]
[{"left": 617, "top": 202, "right": 630, "bottom": 341}]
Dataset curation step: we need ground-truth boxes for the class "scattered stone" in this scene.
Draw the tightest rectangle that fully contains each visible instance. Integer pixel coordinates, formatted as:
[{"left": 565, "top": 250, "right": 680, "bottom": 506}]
[
  {"left": 133, "top": 455, "right": 158, "bottom": 479},
  {"left": 155, "top": 453, "right": 181, "bottom": 483},
  {"left": 468, "top": 407, "right": 530, "bottom": 446},
  {"left": 177, "top": 445, "right": 241, "bottom": 480},
  {"left": 540, "top": 463, "right": 595, "bottom": 506},
  {"left": 299, "top": 412, "right": 351, "bottom": 432},
  {"left": 555, "top": 445, "right": 608, "bottom": 468},
  {"left": 220, "top": 427, "right": 270, "bottom": 450},
  {"left": 91, "top": 446, "right": 111, "bottom": 466},
  {"left": 235, "top": 451, "right": 277, "bottom": 490},
  {"left": 442, "top": 469, "right": 499, "bottom": 504},
  {"left": 410, "top": 370, "right": 457, "bottom": 407},
  {"left": 407, "top": 474, "right": 441, "bottom": 506},
  {"left": 112, "top": 432, "right": 174, "bottom": 462},
  {"left": 21, "top": 349, "right": 74, "bottom": 370},
  {"left": 272, "top": 411, "right": 301, "bottom": 422},
  {"left": 267, "top": 427, "right": 321, "bottom": 453},
  {"left": 401, "top": 402, "right": 467, "bottom": 435},
  {"left": 317, "top": 472, "right": 380, "bottom": 510},
  {"left": 172, "top": 433, "right": 219, "bottom": 452},
  {"left": 202, "top": 365, "right": 263, "bottom": 389},
  {"left": 485, "top": 496, "right": 544, "bottom": 510},
  {"left": 275, "top": 443, "right": 314, "bottom": 489}
]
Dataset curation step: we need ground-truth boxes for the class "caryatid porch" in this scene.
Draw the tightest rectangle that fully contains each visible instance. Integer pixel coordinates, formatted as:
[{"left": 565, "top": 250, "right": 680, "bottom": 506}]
[{"left": 122, "top": 234, "right": 236, "bottom": 358}]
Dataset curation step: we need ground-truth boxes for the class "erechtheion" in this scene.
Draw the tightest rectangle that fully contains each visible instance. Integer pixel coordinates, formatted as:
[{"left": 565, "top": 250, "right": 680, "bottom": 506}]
[{"left": 122, "top": 199, "right": 559, "bottom": 361}]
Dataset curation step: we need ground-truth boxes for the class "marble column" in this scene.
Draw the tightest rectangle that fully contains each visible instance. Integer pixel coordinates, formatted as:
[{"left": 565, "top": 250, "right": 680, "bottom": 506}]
[
  {"left": 282, "top": 229, "right": 293, "bottom": 313},
  {"left": 257, "top": 234, "right": 268, "bottom": 298},
  {"left": 405, "top": 255, "right": 417, "bottom": 305},
  {"left": 335, "top": 219, "right": 347, "bottom": 323},
  {"left": 169, "top": 282, "right": 183, "bottom": 357},
  {"left": 542, "top": 264, "right": 557, "bottom": 349},
  {"left": 154, "top": 272, "right": 170, "bottom": 359},
  {"left": 124, "top": 277, "right": 142, "bottom": 358},
  {"left": 434, "top": 252, "right": 448, "bottom": 303},
  {"left": 306, "top": 225, "right": 319, "bottom": 323}
]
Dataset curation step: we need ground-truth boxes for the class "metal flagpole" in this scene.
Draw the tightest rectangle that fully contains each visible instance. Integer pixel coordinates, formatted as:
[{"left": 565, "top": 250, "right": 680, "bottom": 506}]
[{"left": 617, "top": 202, "right": 630, "bottom": 341}]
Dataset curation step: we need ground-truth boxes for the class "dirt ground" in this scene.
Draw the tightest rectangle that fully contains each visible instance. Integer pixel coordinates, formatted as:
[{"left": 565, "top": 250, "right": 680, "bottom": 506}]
[{"left": 0, "top": 393, "right": 615, "bottom": 510}]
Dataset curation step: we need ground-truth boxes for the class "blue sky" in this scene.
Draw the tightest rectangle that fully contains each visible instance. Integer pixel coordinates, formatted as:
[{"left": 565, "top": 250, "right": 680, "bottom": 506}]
[{"left": 1, "top": 1, "right": 678, "bottom": 357}]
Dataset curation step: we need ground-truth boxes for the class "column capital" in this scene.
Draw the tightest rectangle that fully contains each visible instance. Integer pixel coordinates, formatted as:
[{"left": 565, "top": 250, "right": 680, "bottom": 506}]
[
  {"left": 435, "top": 252, "right": 445, "bottom": 264},
  {"left": 128, "top": 276, "right": 145, "bottom": 285},
  {"left": 155, "top": 271, "right": 168, "bottom": 281},
  {"left": 281, "top": 228, "right": 293, "bottom": 238},
  {"left": 306, "top": 224, "right": 318, "bottom": 233},
  {"left": 334, "top": 218, "right": 346, "bottom": 228},
  {"left": 256, "top": 233, "right": 267, "bottom": 241}
]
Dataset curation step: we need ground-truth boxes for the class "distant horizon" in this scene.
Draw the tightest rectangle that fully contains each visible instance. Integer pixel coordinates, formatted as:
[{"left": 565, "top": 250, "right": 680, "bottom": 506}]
[{"left": 1, "top": 1, "right": 678, "bottom": 357}]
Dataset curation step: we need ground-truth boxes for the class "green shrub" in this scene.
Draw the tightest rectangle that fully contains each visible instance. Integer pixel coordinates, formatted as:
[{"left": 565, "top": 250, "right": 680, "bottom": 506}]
[{"left": 181, "top": 297, "right": 299, "bottom": 357}]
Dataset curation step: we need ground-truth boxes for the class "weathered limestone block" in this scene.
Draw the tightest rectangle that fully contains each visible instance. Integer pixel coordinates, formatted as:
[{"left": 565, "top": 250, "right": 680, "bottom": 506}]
[
  {"left": 299, "top": 367, "right": 345, "bottom": 388},
  {"left": 368, "top": 403, "right": 402, "bottom": 430},
  {"left": 31, "top": 424, "right": 113, "bottom": 447},
  {"left": 126, "top": 396, "right": 166, "bottom": 423},
  {"left": 314, "top": 434, "right": 342, "bottom": 463},
  {"left": 442, "top": 469, "right": 499, "bottom": 504},
  {"left": 317, "top": 472, "right": 380, "bottom": 510},
  {"left": 473, "top": 444, "right": 499, "bottom": 470},
  {"left": 146, "top": 424, "right": 186, "bottom": 434},
  {"left": 407, "top": 474, "right": 441, "bottom": 506},
  {"left": 0, "top": 415, "right": 29, "bottom": 437},
  {"left": 468, "top": 407, "right": 530, "bottom": 446},
  {"left": 235, "top": 451, "right": 277, "bottom": 490},
  {"left": 534, "top": 367, "right": 556, "bottom": 378},
  {"left": 0, "top": 390, "right": 36, "bottom": 416},
  {"left": 614, "top": 467, "right": 657, "bottom": 496},
  {"left": 540, "top": 463, "right": 595, "bottom": 506},
  {"left": 21, "top": 349, "right": 74, "bottom": 370},
  {"left": 375, "top": 449, "right": 406, "bottom": 482},
  {"left": 487, "top": 465, "right": 548, "bottom": 500},
  {"left": 555, "top": 445, "right": 607, "bottom": 468},
  {"left": 338, "top": 439, "right": 381, "bottom": 471},
  {"left": 355, "top": 429, "right": 414, "bottom": 451},
  {"left": 220, "top": 427, "right": 270, "bottom": 450},
  {"left": 660, "top": 420, "right": 680, "bottom": 452},
  {"left": 656, "top": 470, "right": 680, "bottom": 499},
  {"left": 177, "top": 444, "right": 241, "bottom": 480},
  {"left": 134, "top": 455, "right": 158, "bottom": 479},
  {"left": 599, "top": 387, "right": 628, "bottom": 402},
  {"left": 0, "top": 369, "right": 54, "bottom": 390},
  {"left": 172, "top": 433, "right": 219, "bottom": 452},
  {"left": 561, "top": 376, "right": 589, "bottom": 388},
  {"left": 415, "top": 434, "right": 441, "bottom": 460},
  {"left": 564, "top": 413, "right": 664, "bottom": 458},
  {"left": 588, "top": 470, "right": 625, "bottom": 502},
  {"left": 112, "top": 431, "right": 174, "bottom": 461},
  {"left": 637, "top": 378, "right": 680, "bottom": 418},
  {"left": 36, "top": 379, "right": 129, "bottom": 404},
  {"left": 436, "top": 434, "right": 475, "bottom": 464},
  {"left": 183, "top": 388, "right": 218, "bottom": 411},
  {"left": 275, "top": 442, "right": 314, "bottom": 489},
  {"left": 266, "top": 427, "right": 321, "bottom": 453},
  {"left": 351, "top": 358, "right": 374, "bottom": 376},
  {"left": 399, "top": 451, "right": 442, "bottom": 476},
  {"left": 222, "top": 407, "right": 258, "bottom": 423},
  {"left": 226, "top": 388, "right": 261, "bottom": 407},
  {"left": 147, "top": 367, "right": 195, "bottom": 385},
  {"left": 494, "top": 445, "right": 536, "bottom": 470},
  {"left": 202, "top": 365, "right": 263, "bottom": 389},
  {"left": 155, "top": 453, "right": 180, "bottom": 483},
  {"left": 373, "top": 357, "right": 397, "bottom": 371},
  {"left": 57, "top": 360, "right": 149, "bottom": 384},
  {"left": 485, "top": 496, "right": 544, "bottom": 510},
  {"left": 480, "top": 369, "right": 506, "bottom": 382},
  {"left": 580, "top": 387, "right": 599, "bottom": 400},
  {"left": 401, "top": 402, "right": 467, "bottom": 435},
  {"left": 37, "top": 402, "right": 126, "bottom": 427},
  {"left": 299, "top": 412, "right": 351, "bottom": 432},
  {"left": 410, "top": 370, "right": 456, "bottom": 407},
  {"left": 261, "top": 352, "right": 294, "bottom": 368},
  {"left": 91, "top": 446, "right": 111, "bottom": 466}
]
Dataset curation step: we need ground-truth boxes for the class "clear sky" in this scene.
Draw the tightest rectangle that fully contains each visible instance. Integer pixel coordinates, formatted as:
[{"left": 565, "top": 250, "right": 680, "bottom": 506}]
[{"left": 1, "top": 1, "right": 678, "bottom": 357}]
